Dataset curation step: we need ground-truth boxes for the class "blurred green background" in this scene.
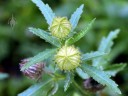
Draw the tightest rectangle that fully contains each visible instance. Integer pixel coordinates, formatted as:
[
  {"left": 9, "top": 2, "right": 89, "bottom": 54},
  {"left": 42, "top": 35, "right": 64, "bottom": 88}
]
[{"left": 0, "top": 0, "right": 128, "bottom": 96}]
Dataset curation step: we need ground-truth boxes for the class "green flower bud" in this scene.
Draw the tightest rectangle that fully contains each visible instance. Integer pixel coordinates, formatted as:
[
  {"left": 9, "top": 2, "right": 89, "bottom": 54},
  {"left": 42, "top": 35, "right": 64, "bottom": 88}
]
[
  {"left": 49, "top": 17, "right": 72, "bottom": 39},
  {"left": 55, "top": 46, "right": 81, "bottom": 71}
]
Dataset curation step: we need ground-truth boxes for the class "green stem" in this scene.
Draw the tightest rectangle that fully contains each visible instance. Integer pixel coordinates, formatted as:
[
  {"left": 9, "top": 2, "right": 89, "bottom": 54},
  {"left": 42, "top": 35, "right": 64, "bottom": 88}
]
[{"left": 72, "top": 80, "right": 92, "bottom": 96}]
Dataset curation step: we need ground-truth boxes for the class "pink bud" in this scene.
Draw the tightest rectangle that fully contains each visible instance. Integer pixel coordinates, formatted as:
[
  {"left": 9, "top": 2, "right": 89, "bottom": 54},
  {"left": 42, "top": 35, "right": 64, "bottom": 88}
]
[{"left": 19, "top": 59, "right": 45, "bottom": 80}]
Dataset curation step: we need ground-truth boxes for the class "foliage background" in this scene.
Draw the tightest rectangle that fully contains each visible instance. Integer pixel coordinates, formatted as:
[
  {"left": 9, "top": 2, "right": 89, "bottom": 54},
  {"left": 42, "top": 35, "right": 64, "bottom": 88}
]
[{"left": 0, "top": 0, "right": 128, "bottom": 96}]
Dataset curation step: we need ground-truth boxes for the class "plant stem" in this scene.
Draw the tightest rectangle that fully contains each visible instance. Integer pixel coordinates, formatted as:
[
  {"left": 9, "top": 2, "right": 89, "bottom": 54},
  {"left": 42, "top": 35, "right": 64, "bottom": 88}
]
[{"left": 72, "top": 80, "right": 93, "bottom": 96}]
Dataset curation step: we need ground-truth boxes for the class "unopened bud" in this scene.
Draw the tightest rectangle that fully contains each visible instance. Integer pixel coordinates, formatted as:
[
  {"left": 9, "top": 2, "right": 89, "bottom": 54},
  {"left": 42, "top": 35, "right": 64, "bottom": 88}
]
[
  {"left": 55, "top": 46, "right": 81, "bottom": 71},
  {"left": 49, "top": 17, "right": 71, "bottom": 39},
  {"left": 19, "top": 59, "right": 45, "bottom": 80}
]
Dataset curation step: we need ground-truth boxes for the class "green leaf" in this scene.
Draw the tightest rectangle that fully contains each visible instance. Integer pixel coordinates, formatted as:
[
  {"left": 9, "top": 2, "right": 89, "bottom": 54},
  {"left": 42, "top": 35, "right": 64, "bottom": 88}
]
[
  {"left": 29, "top": 27, "right": 60, "bottom": 47},
  {"left": 105, "top": 63, "right": 127, "bottom": 77},
  {"left": 66, "top": 18, "right": 95, "bottom": 45},
  {"left": 47, "top": 82, "right": 59, "bottom": 96},
  {"left": 0, "top": 73, "right": 9, "bottom": 80},
  {"left": 81, "top": 64, "right": 121, "bottom": 94},
  {"left": 21, "top": 49, "right": 57, "bottom": 71},
  {"left": 31, "top": 0, "right": 55, "bottom": 25},
  {"left": 93, "top": 29, "right": 120, "bottom": 68},
  {"left": 69, "top": 4, "right": 84, "bottom": 31},
  {"left": 18, "top": 79, "right": 52, "bottom": 96},
  {"left": 64, "top": 73, "right": 73, "bottom": 92},
  {"left": 76, "top": 68, "right": 89, "bottom": 79},
  {"left": 82, "top": 51, "right": 107, "bottom": 61},
  {"left": 98, "top": 29, "right": 120, "bottom": 53}
]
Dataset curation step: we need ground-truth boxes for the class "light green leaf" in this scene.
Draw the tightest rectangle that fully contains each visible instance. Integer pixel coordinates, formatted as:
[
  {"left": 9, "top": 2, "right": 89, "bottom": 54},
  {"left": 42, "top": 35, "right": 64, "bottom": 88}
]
[
  {"left": 48, "top": 82, "right": 59, "bottom": 96},
  {"left": 105, "top": 63, "right": 127, "bottom": 77},
  {"left": 66, "top": 18, "right": 95, "bottom": 45},
  {"left": 64, "top": 73, "right": 73, "bottom": 92},
  {"left": 82, "top": 51, "right": 107, "bottom": 61},
  {"left": 81, "top": 64, "right": 121, "bottom": 94},
  {"left": 70, "top": 4, "right": 84, "bottom": 31},
  {"left": 76, "top": 68, "right": 89, "bottom": 79},
  {"left": 93, "top": 29, "right": 120, "bottom": 68},
  {"left": 98, "top": 29, "right": 120, "bottom": 52},
  {"left": 29, "top": 27, "right": 60, "bottom": 47},
  {"left": 18, "top": 79, "right": 52, "bottom": 96},
  {"left": 31, "top": 0, "right": 55, "bottom": 25},
  {"left": 0, "top": 73, "right": 9, "bottom": 80},
  {"left": 21, "top": 49, "right": 57, "bottom": 71}
]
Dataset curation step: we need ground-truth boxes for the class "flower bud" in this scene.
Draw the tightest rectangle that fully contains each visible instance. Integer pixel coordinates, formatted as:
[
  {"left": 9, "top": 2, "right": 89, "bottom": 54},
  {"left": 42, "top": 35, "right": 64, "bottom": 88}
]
[
  {"left": 55, "top": 46, "right": 81, "bottom": 71},
  {"left": 83, "top": 78, "right": 105, "bottom": 92},
  {"left": 49, "top": 17, "right": 71, "bottom": 39},
  {"left": 19, "top": 59, "right": 45, "bottom": 80}
]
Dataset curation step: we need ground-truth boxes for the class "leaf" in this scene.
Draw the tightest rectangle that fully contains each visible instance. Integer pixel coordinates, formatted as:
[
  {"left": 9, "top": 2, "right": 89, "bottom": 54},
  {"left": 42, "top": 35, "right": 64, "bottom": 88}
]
[
  {"left": 76, "top": 68, "right": 89, "bottom": 79},
  {"left": 69, "top": 4, "right": 84, "bottom": 31},
  {"left": 29, "top": 27, "right": 60, "bottom": 47},
  {"left": 105, "top": 63, "right": 127, "bottom": 77},
  {"left": 93, "top": 29, "right": 120, "bottom": 68},
  {"left": 0, "top": 73, "right": 9, "bottom": 80},
  {"left": 82, "top": 51, "right": 107, "bottom": 61},
  {"left": 31, "top": 0, "right": 55, "bottom": 25},
  {"left": 18, "top": 79, "right": 52, "bottom": 96},
  {"left": 98, "top": 29, "right": 120, "bottom": 53},
  {"left": 48, "top": 82, "right": 59, "bottom": 96},
  {"left": 81, "top": 64, "right": 121, "bottom": 94},
  {"left": 66, "top": 18, "right": 95, "bottom": 45},
  {"left": 21, "top": 49, "right": 57, "bottom": 71},
  {"left": 64, "top": 73, "right": 73, "bottom": 92}
]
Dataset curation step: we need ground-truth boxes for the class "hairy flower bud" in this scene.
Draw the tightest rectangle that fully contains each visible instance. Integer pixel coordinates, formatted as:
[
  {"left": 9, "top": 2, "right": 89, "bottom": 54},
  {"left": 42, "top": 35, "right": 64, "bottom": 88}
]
[
  {"left": 55, "top": 46, "right": 81, "bottom": 71},
  {"left": 49, "top": 17, "right": 71, "bottom": 39},
  {"left": 19, "top": 59, "right": 45, "bottom": 80}
]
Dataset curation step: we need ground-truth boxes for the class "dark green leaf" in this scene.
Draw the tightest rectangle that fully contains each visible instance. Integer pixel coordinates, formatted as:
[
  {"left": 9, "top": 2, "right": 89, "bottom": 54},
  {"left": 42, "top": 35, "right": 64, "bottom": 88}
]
[{"left": 66, "top": 18, "right": 95, "bottom": 45}]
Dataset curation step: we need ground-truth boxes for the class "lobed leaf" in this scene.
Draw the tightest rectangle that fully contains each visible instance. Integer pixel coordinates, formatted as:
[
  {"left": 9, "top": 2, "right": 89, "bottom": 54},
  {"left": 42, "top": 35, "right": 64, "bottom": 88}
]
[
  {"left": 93, "top": 29, "right": 120, "bottom": 68},
  {"left": 98, "top": 29, "right": 120, "bottom": 53},
  {"left": 76, "top": 68, "right": 89, "bottom": 79},
  {"left": 81, "top": 64, "right": 121, "bottom": 94},
  {"left": 69, "top": 4, "right": 84, "bottom": 31},
  {"left": 105, "top": 63, "right": 127, "bottom": 77},
  {"left": 21, "top": 49, "right": 57, "bottom": 71},
  {"left": 18, "top": 79, "right": 52, "bottom": 96},
  {"left": 66, "top": 18, "right": 95, "bottom": 45},
  {"left": 29, "top": 27, "right": 60, "bottom": 47},
  {"left": 64, "top": 73, "right": 73, "bottom": 92},
  {"left": 31, "top": 0, "right": 55, "bottom": 25},
  {"left": 82, "top": 51, "right": 107, "bottom": 61}
]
